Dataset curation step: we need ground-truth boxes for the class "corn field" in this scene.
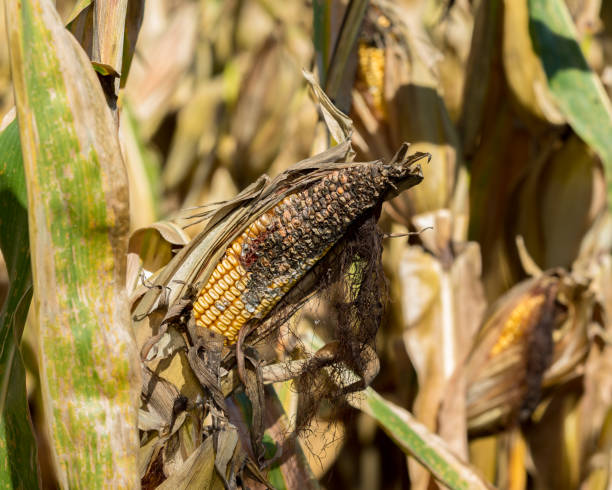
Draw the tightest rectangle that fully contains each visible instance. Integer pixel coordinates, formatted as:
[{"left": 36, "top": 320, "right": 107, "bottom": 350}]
[{"left": 1, "top": 0, "right": 611, "bottom": 488}]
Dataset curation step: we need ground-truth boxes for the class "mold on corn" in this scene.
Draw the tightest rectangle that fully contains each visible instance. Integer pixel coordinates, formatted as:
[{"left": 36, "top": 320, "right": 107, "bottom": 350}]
[{"left": 192, "top": 158, "right": 423, "bottom": 344}]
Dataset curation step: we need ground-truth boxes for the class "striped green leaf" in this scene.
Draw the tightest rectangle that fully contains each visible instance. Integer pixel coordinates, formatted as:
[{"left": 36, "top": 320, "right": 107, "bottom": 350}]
[
  {"left": 5, "top": 0, "right": 140, "bottom": 486},
  {"left": 349, "top": 388, "right": 493, "bottom": 490}
]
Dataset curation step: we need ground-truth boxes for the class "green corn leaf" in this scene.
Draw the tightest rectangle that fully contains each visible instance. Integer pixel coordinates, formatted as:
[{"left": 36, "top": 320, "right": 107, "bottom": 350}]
[
  {"left": 0, "top": 118, "right": 40, "bottom": 489},
  {"left": 349, "top": 388, "right": 494, "bottom": 490},
  {"left": 5, "top": 0, "right": 140, "bottom": 486},
  {"left": 529, "top": 0, "right": 612, "bottom": 205}
]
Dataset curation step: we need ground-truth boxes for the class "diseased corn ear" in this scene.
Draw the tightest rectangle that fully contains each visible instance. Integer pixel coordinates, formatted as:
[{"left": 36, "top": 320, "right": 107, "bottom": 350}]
[
  {"left": 191, "top": 155, "right": 425, "bottom": 345},
  {"left": 464, "top": 271, "right": 594, "bottom": 436}
]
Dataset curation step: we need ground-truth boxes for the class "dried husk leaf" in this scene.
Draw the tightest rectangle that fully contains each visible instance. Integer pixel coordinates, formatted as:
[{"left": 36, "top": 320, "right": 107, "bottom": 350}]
[
  {"left": 129, "top": 222, "right": 191, "bottom": 275},
  {"left": 537, "top": 254, "right": 612, "bottom": 490},
  {"left": 515, "top": 134, "right": 606, "bottom": 272}
]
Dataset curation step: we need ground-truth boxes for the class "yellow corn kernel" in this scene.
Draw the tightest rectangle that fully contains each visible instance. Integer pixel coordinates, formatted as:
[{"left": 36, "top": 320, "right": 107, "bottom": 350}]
[
  {"left": 260, "top": 214, "right": 271, "bottom": 226},
  {"left": 210, "top": 325, "right": 223, "bottom": 336},
  {"left": 218, "top": 315, "right": 232, "bottom": 329},
  {"left": 491, "top": 295, "right": 546, "bottom": 356},
  {"left": 193, "top": 301, "right": 205, "bottom": 315},
  {"left": 197, "top": 297, "right": 210, "bottom": 312}
]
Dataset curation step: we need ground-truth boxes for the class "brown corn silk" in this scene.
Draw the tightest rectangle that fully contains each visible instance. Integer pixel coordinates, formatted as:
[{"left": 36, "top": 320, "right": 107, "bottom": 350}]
[{"left": 192, "top": 151, "right": 426, "bottom": 344}]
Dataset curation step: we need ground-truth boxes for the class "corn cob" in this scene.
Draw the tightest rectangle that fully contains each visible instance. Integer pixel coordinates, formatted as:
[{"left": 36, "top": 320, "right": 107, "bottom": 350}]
[
  {"left": 357, "top": 41, "right": 387, "bottom": 118},
  {"left": 192, "top": 157, "right": 423, "bottom": 344}
]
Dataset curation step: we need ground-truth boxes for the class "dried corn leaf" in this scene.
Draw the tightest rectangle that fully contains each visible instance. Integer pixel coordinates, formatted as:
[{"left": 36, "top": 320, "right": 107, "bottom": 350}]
[
  {"left": 67, "top": 0, "right": 136, "bottom": 96},
  {"left": 124, "top": 2, "right": 198, "bottom": 138},
  {"left": 428, "top": 0, "right": 474, "bottom": 121},
  {"left": 120, "top": 103, "right": 161, "bottom": 230},
  {"left": 397, "top": 213, "right": 486, "bottom": 488},
  {"left": 515, "top": 135, "right": 606, "bottom": 272}
]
